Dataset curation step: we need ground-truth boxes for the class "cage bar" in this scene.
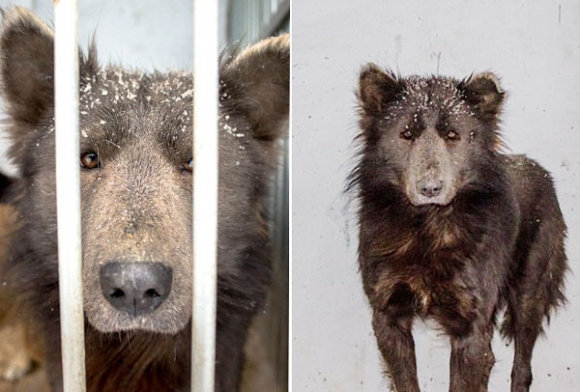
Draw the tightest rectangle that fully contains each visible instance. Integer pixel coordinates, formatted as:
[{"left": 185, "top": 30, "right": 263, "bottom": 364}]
[
  {"left": 54, "top": 0, "right": 87, "bottom": 391},
  {"left": 192, "top": 1, "right": 219, "bottom": 391}
]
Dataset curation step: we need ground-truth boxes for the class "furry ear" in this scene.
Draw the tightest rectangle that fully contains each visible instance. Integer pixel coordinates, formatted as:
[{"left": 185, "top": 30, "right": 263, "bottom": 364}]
[
  {"left": 220, "top": 34, "right": 289, "bottom": 142},
  {"left": 457, "top": 72, "right": 504, "bottom": 119},
  {"left": 358, "top": 64, "right": 401, "bottom": 115},
  {"left": 0, "top": 7, "right": 55, "bottom": 125}
]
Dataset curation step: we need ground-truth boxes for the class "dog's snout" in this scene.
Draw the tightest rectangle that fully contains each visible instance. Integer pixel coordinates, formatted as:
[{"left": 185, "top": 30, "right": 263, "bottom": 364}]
[
  {"left": 100, "top": 262, "right": 173, "bottom": 316},
  {"left": 418, "top": 179, "right": 443, "bottom": 198}
]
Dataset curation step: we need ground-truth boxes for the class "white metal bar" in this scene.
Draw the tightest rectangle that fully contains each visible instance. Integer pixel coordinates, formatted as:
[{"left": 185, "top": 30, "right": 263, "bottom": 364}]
[
  {"left": 54, "top": 0, "right": 86, "bottom": 391},
  {"left": 192, "top": 1, "right": 219, "bottom": 391}
]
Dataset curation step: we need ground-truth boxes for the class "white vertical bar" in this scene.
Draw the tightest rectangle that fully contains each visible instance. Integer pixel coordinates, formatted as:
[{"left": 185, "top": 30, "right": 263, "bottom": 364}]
[
  {"left": 192, "top": 0, "right": 219, "bottom": 391},
  {"left": 54, "top": 0, "right": 86, "bottom": 391}
]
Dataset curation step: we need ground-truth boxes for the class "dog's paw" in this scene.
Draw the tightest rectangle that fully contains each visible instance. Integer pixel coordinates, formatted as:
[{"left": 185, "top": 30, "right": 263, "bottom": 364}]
[
  {"left": 0, "top": 323, "right": 33, "bottom": 381},
  {"left": 0, "top": 356, "right": 32, "bottom": 381}
]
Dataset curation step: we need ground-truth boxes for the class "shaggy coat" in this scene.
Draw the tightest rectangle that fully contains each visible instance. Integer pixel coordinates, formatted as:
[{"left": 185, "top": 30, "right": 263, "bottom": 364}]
[{"left": 351, "top": 65, "right": 567, "bottom": 392}]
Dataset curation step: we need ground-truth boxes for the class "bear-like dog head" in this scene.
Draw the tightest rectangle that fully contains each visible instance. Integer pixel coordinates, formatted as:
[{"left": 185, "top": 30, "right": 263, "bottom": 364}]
[
  {"left": 0, "top": 7, "right": 289, "bottom": 334},
  {"left": 357, "top": 65, "right": 504, "bottom": 206}
]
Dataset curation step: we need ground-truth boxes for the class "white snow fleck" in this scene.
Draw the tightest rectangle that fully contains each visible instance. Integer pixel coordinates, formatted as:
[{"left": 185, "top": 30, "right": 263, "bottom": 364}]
[{"left": 181, "top": 89, "right": 193, "bottom": 99}]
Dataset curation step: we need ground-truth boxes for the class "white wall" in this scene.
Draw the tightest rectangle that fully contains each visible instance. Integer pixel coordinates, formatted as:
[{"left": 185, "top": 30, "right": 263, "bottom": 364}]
[
  {"left": 292, "top": 1, "right": 580, "bottom": 391},
  {"left": 3, "top": 0, "right": 198, "bottom": 70}
]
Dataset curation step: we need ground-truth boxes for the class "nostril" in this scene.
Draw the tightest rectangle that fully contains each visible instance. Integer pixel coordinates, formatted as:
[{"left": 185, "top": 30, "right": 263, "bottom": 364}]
[
  {"left": 110, "top": 288, "right": 125, "bottom": 298},
  {"left": 144, "top": 289, "right": 160, "bottom": 299}
]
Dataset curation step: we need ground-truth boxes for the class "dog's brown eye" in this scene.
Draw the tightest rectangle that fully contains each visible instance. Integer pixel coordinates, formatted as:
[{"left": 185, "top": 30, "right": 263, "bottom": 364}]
[
  {"left": 80, "top": 152, "right": 99, "bottom": 169},
  {"left": 184, "top": 158, "right": 193, "bottom": 172},
  {"left": 401, "top": 130, "right": 413, "bottom": 140},
  {"left": 446, "top": 130, "right": 459, "bottom": 140}
]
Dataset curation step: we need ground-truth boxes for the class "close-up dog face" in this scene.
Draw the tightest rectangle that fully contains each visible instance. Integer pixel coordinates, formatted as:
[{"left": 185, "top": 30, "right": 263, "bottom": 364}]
[{"left": 0, "top": 8, "right": 289, "bottom": 336}]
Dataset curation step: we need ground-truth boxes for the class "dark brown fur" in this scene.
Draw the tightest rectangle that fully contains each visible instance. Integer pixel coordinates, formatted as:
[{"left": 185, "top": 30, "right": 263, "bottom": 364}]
[
  {"left": 0, "top": 7, "right": 288, "bottom": 392},
  {"left": 350, "top": 65, "right": 567, "bottom": 392}
]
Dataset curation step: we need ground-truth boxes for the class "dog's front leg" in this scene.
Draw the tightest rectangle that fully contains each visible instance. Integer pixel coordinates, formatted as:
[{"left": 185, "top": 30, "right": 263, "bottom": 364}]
[
  {"left": 372, "top": 311, "right": 419, "bottom": 392},
  {"left": 449, "top": 321, "right": 494, "bottom": 392}
]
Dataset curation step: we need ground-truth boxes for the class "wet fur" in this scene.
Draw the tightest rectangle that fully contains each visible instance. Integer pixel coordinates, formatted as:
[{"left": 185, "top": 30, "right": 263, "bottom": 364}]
[
  {"left": 351, "top": 65, "right": 567, "bottom": 392},
  {"left": 0, "top": 7, "right": 288, "bottom": 392}
]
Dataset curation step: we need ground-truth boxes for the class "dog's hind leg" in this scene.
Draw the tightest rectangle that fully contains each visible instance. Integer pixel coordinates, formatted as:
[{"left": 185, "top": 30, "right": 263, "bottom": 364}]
[
  {"left": 504, "top": 277, "right": 551, "bottom": 392},
  {"left": 372, "top": 311, "right": 419, "bottom": 392},
  {"left": 509, "top": 315, "right": 539, "bottom": 392},
  {"left": 502, "top": 159, "right": 568, "bottom": 392},
  {"left": 505, "top": 267, "right": 565, "bottom": 391},
  {"left": 503, "top": 212, "right": 567, "bottom": 392}
]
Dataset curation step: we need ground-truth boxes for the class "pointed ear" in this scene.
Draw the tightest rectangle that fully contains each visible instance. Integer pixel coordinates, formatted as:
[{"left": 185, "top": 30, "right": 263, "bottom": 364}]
[
  {"left": 220, "top": 34, "right": 289, "bottom": 141},
  {"left": 457, "top": 72, "right": 504, "bottom": 119},
  {"left": 358, "top": 64, "right": 401, "bottom": 115},
  {"left": 0, "top": 7, "right": 55, "bottom": 125}
]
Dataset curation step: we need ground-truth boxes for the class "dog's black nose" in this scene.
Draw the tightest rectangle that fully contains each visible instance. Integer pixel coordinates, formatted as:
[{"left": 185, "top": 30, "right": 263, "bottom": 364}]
[
  {"left": 100, "top": 262, "right": 173, "bottom": 316},
  {"left": 418, "top": 179, "right": 443, "bottom": 198}
]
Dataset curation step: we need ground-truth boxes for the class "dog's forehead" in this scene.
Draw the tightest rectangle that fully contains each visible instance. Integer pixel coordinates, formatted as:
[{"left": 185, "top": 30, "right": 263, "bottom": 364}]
[
  {"left": 80, "top": 68, "right": 193, "bottom": 109},
  {"left": 77, "top": 67, "right": 197, "bottom": 137},
  {"left": 399, "top": 76, "right": 473, "bottom": 118},
  {"left": 405, "top": 76, "right": 456, "bottom": 97},
  {"left": 75, "top": 66, "right": 247, "bottom": 143}
]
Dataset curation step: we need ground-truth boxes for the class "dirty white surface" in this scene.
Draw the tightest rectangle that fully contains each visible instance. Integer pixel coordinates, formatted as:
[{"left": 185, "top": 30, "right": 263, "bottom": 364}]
[{"left": 292, "top": 1, "right": 580, "bottom": 391}]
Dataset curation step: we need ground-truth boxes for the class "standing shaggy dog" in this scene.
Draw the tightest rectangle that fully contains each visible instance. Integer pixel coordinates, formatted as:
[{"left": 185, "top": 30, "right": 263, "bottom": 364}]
[
  {"left": 0, "top": 7, "right": 288, "bottom": 392},
  {"left": 350, "top": 65, "right": 567, "bottom": 392}
]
